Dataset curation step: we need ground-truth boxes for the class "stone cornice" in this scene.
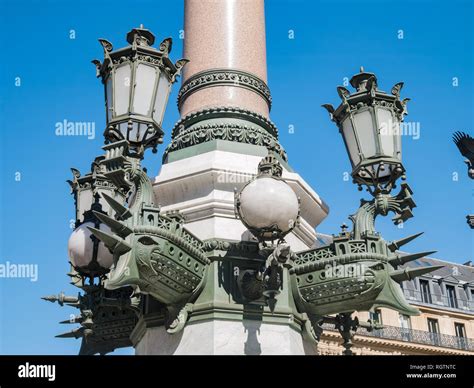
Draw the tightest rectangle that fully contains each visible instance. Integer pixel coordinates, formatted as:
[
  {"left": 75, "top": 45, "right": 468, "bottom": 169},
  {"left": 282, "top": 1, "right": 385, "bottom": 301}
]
[
  {"left": 187, "top": 302, "right": 305, "bottom": 332},
  {"left": 178, "top": 68, "right": 272, "bottom": 110},
  {"left": 414, "top": 304, "right": 474, "bottom": 319},
  {"left": 321, "top": 331, "right": 474, "bottom": 355}
]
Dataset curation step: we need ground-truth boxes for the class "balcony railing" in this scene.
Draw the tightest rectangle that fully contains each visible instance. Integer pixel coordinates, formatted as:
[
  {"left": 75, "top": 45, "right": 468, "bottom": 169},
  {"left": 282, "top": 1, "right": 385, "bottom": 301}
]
[
  {"left": 322, "top": 323, "right": 474, "bottom": 352},
  {"left": 402, "top": 289, "right": 474, "bottom": 312}
]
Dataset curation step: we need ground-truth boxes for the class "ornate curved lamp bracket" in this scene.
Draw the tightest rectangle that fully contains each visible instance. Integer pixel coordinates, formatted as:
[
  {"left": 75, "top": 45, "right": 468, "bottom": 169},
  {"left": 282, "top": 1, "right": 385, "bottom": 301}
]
[
  {"left": 350, "top": 182, "right": 416, "bottom": 239},
  {"left": 72, "top": 141, "right": 211, "bottom": 337},
  {"left": 289, "top": 177, "right": 440, "bottom": 354}
]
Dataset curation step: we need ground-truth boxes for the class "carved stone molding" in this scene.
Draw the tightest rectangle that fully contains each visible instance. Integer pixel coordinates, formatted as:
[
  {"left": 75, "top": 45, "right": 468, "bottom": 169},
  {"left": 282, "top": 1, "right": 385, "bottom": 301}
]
[
  {"left": 164, "top": 106, "right": 286, "bottom": 161},
  {"left": 164, "top": 121, "right": 287, "bottom": 162},
  {"left": 172, "top": 106, "right": 279, "bottom": 138},
  {"left": 178, "top": 68, "right": 272, "bottom": 110}
]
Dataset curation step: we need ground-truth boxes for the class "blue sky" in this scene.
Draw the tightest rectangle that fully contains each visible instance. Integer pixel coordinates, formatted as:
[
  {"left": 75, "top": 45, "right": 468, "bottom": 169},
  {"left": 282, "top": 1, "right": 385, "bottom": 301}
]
[{"left": 0, "top": 0, "right": 472, "bottom": 354}]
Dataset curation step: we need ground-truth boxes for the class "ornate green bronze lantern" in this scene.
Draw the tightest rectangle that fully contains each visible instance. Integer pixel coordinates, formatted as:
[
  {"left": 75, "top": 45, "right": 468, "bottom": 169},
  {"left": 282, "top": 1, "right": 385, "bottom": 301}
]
[
  {"left": 67, "top": 158, "right": 128, "bottom": 277},
  {"left": 93, "top": 25, "right": 188, "bottom": 157},
  {"left": 284, "top": 69, "right": 442, "bottom": 354},
  {"left": 323, "top": 67, "right": 409, "bottom": 193}
]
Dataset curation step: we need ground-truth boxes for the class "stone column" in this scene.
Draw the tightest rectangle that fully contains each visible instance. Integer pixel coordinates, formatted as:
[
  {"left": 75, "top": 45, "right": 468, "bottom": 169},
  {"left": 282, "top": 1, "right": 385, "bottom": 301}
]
[
  {"left": 179, "top": 0, "right": 269, "bottom": 118},
  {"left": 133, "top": 0, "right": 329, "bottom": 355}
]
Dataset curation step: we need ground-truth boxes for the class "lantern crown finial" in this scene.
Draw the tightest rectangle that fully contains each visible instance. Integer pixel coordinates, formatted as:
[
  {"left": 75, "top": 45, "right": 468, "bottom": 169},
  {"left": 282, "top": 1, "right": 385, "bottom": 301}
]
[
  {"left": 257, "top": 153, "right": 283, "bottom": 177},
  {"left": 126, "top": 25, "right": 155, "bottom": 46},
  {"left": 350, "top": 67, "right": 377, "bottom": 91}
]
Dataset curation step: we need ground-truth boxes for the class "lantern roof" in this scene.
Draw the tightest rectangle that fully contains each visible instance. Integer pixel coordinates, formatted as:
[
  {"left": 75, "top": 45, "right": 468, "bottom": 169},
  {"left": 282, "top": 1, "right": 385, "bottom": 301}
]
[
  {"left": 92, "top": 25, "right": 188, "bottom": 85},
  {"left": 323, "top": 67, "right": 409, "bottom": 125}
]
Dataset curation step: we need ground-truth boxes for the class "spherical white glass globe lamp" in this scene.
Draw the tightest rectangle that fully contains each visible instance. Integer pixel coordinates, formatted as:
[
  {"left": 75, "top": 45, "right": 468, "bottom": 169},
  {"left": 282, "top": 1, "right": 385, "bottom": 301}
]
[
  {"left": 68, "top": 222, "right": 114, "bottom": 275},
  {"left": 237, "top": 175, "right": 299, "bottom": 241}
]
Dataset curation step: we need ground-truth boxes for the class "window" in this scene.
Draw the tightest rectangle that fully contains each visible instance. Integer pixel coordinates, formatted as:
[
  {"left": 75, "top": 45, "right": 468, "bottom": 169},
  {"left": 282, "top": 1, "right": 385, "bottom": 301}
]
[
  {"left": 455, "top": 323, "right": 466, "bottom": 338},
  {"left": 469, "top": 289, "right": 474, "bottom": 311},
  {"left": 465, "top": 287, "right": 471, "bottom": 301},
  {"left": 446, "top": 285, "right": 458, "bottom": 308},
  {"left": 427, "top": 318, "right": 439, "bottom": 333},
  {"left": 399, "top": 314, "right": 411, "bottom": 329},
  {"left": 455, "top": 323, "right": 467, "bottom": 350},
  {"left": 420, "top": 280, "right": 432, "bottom": 304},
  {"left": 369, "top": 309, "right": 382, "bottom": 324},
  {"left": 399, "top": 314, "right": 411, "bottom": 341},
  {"left": 427, "top": 318, "right": 440, "bottom": 345},
  {"left": 369, "top": 309, "right": 383, "bottom": 337}
]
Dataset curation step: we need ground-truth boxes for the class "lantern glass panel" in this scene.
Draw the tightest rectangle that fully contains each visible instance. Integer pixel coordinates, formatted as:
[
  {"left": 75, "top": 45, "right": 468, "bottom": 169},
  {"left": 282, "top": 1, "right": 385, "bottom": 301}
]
[
  {"left": 118, "top": 122, "right": 128, "bottom": 140},
  {"left": 395, "top": 131, "right": 402, "bottom": 161},
  {"left": 377, "top": 107, "right": 396, "bottom": 157},
  {"left": 128, "top": 122, "right": 140, "bottom": 143},
  {"left": 114, "top": 63, "right": 132, "bottom": 116},
  {"left": 353, "top": 109, "right": 377, "bottom": 158},
  {"left": 78, "top": 189, "right": 94, "bottom": 222},
  {"left": 342, "top": 117, "right": 361, "bottom": 166},
  {"left": 97, "top": 191, "right": 111, "bottom": 215},
  {"left": 133, "top": 64, "right": 157, "bottom": 115},
  {"left": 105, "top": 76, "right": 113, "bottom": 122},
  {"left": 372, "top": 162, "right": 392, "bottom": 179},
  {"left": 130, "top": 122, "right": 151, "bottom": 143},
  {"left": 153, "top": 72, "right": 171, "bottom": 124}
]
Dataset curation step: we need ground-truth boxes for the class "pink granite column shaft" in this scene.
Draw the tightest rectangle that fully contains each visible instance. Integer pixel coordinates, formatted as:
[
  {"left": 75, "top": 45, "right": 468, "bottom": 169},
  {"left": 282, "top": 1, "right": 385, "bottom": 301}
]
[{"left": 181, "top": 0, "right": 269, "bottom": 118}]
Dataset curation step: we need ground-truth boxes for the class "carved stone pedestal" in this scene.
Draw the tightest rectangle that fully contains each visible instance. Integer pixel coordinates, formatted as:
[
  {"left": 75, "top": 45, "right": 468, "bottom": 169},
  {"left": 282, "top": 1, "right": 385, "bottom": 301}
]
[{"left": 135, "top": 320, "right": 316, "bottom": 355}]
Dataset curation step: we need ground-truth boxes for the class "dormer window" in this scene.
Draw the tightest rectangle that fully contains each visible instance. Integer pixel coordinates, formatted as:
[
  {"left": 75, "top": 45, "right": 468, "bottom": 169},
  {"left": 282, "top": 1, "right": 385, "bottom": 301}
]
[
  {"left": 420, "top": 279, "right": 432, "bottom": 304},
  {"left": 446, "top": 285, "right": 458, "bottom": 308}
]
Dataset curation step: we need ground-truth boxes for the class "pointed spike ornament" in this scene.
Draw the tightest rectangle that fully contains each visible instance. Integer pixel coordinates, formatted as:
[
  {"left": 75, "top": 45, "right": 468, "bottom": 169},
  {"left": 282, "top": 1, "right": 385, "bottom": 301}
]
[
  {"left": 388, "top": 232, "right": 424, "bottom": 252},
  {"left": 390, "top": 265, "right": 444, "bottom": 283},
  {"left": 59, "top": 316, "right": 83, "bottom": 324},
  {"left": 100, "top": 193, "right": 132, "bottom": 220},
  {"left": 92, "top": 211, "right": 133, "bottom": 237},
  {"left": 87, "top": 226, "right": 132, "bottom": 256},
  {"left": 389, "top": 250, "right": 437, "bottom": 267},
  {"left": 41, "top": 295, "right": 58, "bottom": 303},
  {"left": 55, "top": 328, "right": 84, "bottom": 339}
]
